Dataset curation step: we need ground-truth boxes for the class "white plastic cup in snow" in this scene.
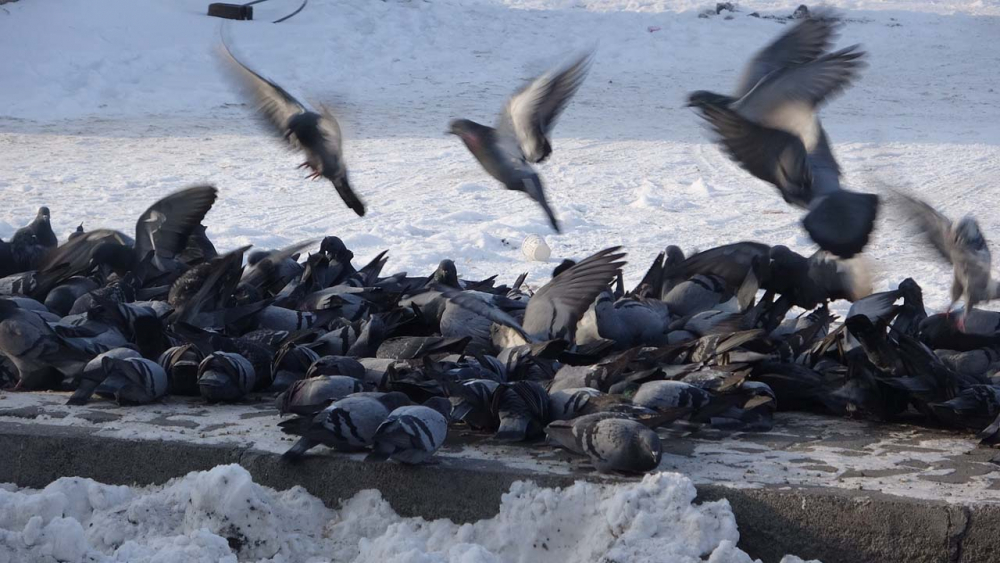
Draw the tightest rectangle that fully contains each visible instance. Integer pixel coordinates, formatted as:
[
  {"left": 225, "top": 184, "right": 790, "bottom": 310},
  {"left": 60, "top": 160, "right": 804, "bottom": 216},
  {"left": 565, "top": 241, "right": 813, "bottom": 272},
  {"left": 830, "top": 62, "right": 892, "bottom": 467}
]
[{"left": 522, "top": 235, "right": 551, "bottom": 262}]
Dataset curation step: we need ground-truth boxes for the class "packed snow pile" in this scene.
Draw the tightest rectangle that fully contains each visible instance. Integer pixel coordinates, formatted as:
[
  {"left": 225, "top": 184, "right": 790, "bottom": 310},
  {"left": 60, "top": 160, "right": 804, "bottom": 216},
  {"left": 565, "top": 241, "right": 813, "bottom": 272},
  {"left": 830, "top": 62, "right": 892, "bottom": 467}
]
[{"left": 0, "top": 465, "right": 817, "bottom": 563}]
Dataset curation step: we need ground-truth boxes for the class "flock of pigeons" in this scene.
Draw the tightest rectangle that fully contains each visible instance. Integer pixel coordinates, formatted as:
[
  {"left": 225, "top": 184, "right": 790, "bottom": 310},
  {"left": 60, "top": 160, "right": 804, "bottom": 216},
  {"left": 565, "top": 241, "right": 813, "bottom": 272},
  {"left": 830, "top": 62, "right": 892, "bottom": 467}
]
[{"left": 2, "top": 13, "right": 1000, "bottom": 473}]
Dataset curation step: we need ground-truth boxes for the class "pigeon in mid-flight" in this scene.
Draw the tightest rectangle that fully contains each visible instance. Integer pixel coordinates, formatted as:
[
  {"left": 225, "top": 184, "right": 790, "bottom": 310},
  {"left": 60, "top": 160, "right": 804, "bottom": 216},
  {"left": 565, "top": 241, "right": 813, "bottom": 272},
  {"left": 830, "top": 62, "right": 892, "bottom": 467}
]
[
  {"left": 449, "top": 50, "right": 594, "bottom": 232},
  {"left": 895, "top": 191, "right": 997, "bottom": 329},
  {"left": 219, "top": 42, "right": 365, "bottom": 217},
  {"left": 688, "top": 15, "right": 877, "bottom": 258}
]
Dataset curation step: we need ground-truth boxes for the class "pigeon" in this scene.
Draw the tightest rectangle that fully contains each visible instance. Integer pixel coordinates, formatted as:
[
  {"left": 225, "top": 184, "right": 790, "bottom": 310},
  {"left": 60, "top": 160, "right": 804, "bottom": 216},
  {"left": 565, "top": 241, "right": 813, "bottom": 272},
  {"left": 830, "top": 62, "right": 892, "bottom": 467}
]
[
  {"left": 281, "top": 392, "right": 411, "bottom": 459},
  {"left": 440, "top": 246, "right": 625, "bottom": 346},
  {"left": 896, "top": 191, "right": 997, "bottom": 329},
  {"left": 67, "top": 347, "right": 142, "bottom": 405},
  {"left": 548, "top": 387, "right": 601, "bottom": 421},
  {"left": 219, "top": 42, "right": 365, "bottom": 216},
  {"left": 0, "top": 298, "right": 93, "bottom": 389},
  {"left": 94, "top": 356, "right": 169, "bottom": 405},
  {"left": 631, "top": 380, "right": 710, "bottom": 414},
  {"left": 367, "top": 397, "right": 452, "bottom": 464},
  {"left": 157, "top": 344, "right": 203, "bottom": 396},
  {"left": 576, "top": 289, "right": 671, "bottom": 349},
  {"left": 275, "top": 375, "right": 366, "bottom": 415},
  {"left": 197, "top": 351, "right": 257, "bottom": 402},
  {"left": 35, "top": 185, "right": 218, "bottom": 292},
  {"left": 447, "top": 378, "right": 501, "bottom": 430},
  {"left": 545, "top": 412, "right": 662, "bottom": 473},
  {"left": 689, "top": 16, "right": 876, "bottom": 258},
  {"left": 449, "top": 50, "right": 594, "bottom": 232},
  {"left": 8, "top": 207, "right": 57, "bottom": 272},
  {"left": 491, "top": 380, "right": 551, "bottom": 441}
]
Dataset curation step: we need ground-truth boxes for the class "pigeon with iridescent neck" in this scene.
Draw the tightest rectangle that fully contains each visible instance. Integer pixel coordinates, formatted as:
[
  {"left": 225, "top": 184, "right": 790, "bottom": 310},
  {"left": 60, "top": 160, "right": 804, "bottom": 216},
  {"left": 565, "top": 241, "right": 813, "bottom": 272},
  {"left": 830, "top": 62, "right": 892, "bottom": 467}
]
[{"left": 449, "top": 50, "right": 594, "bottom": 232}]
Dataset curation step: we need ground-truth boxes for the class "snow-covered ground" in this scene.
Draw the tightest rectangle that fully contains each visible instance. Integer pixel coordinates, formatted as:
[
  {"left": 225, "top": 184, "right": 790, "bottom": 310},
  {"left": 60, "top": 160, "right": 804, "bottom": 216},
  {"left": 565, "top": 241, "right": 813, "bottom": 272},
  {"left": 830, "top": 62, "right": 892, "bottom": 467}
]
[
  {"left": 0, "top": 464, "right": 820, "bottom": 563},
  {"left": 2, "top": 0, "right": 999, "bottom": 314}
]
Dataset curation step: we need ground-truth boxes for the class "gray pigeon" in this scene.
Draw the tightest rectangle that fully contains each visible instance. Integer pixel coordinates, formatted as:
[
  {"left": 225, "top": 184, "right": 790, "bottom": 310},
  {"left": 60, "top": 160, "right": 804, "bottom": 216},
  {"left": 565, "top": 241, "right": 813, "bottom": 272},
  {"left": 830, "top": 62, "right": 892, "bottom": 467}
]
[
  {"left": 36, "top": 185, "right": 217, "bottom": 291},
  {"left": 548, "top": 386, "right": 601, "bottom": 421},
  {"left": 632, "top": 380, "right": 710, "bottom": 413},
  {"left": 449, "top": 51, "right": 594, "bottom": 232},
  {"left": 576, "top": 289, "right": 671, "bottom": 349},
  {"left": 9, "top": 207, "right": 57, "bottom": 273},
  {"left": 95, "top": 356, "right": 169, "bottom": 405},
  {"left": 447, "top": 378, "right": 501, "bottom": 430},
  {"left": 0, "top": 298, "right": 92, "bottom": 389},
  {"left": 281, "top": 392, "right": 411, "bottom": 459},
  {"left": 275, "top": 375, "right": 366, "bottom": 415},
  {"left": 440, "top": 246, "right": 625, "bottom": 347},
  {"left": 67, "top": 347, "right": 142, "bottom": 405},
  {"left": 689, "top": 16, "right": 876, "bottom": 258},
  {"left": 157, "top": 344, "right": 203, "bottom": 396},
  {"left": 896, "top": 191, "right": 997, "bottom": 329},
  {"left": 546, "top": 412, "right": 662, "bottom": 473},
  {"left": 219, "top": 42, "right": 364, "bottom": 216},
  {"left": 197, "top": 351, "right": 257, "bottom": 402},
  {"left": 367, "top": 397, "right": 452, "bottom": 464}
]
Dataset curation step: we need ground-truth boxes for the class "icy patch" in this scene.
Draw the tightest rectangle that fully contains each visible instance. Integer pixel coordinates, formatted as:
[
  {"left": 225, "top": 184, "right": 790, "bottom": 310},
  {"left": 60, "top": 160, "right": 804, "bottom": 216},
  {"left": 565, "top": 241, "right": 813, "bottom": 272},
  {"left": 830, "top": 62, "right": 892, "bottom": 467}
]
[{"left": 0, "top": 464, "right": 817, "bottom": 563}]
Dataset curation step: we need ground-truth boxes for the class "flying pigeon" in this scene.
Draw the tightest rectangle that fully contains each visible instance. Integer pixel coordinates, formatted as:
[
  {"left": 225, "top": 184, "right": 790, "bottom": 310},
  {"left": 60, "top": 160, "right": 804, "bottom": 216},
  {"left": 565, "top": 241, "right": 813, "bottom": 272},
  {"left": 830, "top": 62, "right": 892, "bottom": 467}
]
[
  {"left": 449, "top": 50, "right": 594, "bottom": 232},
  {"left": 896, "top": 191, "right": 997, "bottom": 329},
  {"left": 219, "top": 42, "right": 365, "bottom": 216},
  {"left": 688, "top": 15, "right": 877, "bottom": 258}
]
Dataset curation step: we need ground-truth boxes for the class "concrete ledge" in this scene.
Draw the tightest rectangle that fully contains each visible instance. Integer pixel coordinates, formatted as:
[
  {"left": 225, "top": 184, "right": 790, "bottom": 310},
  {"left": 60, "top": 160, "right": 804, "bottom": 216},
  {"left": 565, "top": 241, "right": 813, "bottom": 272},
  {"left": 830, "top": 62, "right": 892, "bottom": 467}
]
[{"left": 3, "top": 420, "right": 999, "bottom": 563}]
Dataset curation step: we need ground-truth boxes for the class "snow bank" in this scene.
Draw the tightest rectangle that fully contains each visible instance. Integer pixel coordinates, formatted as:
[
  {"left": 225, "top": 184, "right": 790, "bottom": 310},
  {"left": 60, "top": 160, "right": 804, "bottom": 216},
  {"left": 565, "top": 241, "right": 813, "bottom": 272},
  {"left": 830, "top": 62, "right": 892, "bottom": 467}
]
[{"left": 0, "top": 464, "right": 816, "bottom": 563}]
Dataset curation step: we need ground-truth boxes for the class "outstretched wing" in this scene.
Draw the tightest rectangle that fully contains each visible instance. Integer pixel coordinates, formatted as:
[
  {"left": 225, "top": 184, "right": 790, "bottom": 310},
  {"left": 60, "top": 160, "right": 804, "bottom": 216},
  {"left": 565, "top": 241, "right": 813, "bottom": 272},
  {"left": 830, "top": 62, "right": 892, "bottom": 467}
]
[
  {"left": 497, "top": 50, "right": 594, "bottom": 163},
  {"left": 734, "top": 12, "right": 841, "bottom": 97},
  {"left": 134, "top": 185, "right": 218, "bottom": 261},
  {"left": 218, "top": 41, "right": 306, "bottom": 143}
]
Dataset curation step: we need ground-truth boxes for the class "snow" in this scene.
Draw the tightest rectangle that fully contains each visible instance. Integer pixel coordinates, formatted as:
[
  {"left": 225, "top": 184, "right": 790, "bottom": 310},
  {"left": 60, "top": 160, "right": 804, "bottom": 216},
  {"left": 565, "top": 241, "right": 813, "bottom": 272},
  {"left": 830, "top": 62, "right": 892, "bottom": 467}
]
[
  {"left": 0, "top": 464, "right": 816, "bottom": 563},
  {"left": 2, "top": 0, "right": 999, "bottom": 316}
]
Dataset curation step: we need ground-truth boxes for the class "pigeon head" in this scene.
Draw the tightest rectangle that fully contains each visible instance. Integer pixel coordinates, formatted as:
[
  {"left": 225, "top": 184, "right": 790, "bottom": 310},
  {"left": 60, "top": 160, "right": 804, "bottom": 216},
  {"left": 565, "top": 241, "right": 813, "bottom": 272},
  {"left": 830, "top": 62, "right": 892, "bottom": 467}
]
[
  {"left": 956, "top": 216, "right": 986, "bottom": 251},
  {"left": 320, "top": 236, "right": 354, "bottom": 263},
  {"left": 897, "top": 277, "right": 923, "bottom": 303},
  {"left": 69, "top": 224, "right": 85, "bottom": 240},
  {"left": 448, "top": 119, "right": 490, "bottom": 150},
  {"left": 432, "top": 259, "right": 459, "bottom": 288},
  {"left": 664, "top": 245, "right": 685, "bottom": 268},
  {"left": 686, "top": 90, "right": 734, "bottom": 109}
]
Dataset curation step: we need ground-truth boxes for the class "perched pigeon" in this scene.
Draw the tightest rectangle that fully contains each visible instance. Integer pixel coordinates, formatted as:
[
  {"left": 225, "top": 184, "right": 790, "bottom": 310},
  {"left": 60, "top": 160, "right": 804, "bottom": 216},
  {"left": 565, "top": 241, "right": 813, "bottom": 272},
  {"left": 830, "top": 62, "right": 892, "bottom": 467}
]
[
  {"left": 219, "top": 42, "right": 365, "bottom": 216},
  {"left": 94, "top": 356, "right": 169, "bottom": 405},
  {"left": 546, "top": 412, "right": 662, "bottom": 473},
  {"left": 9, "top": 207, "right": 57, "bottom": 272},
  {"left": 689, "top": 16, "right": 876, "bottom": 258},
  {"left": 157, "top": 344, "right": 203, "bottom": 396},
  {"left": 367, "top": 397, "right": 451, "bottom": 464},
  {"left": 36, "top": 185, "right": 218, "bottom": 291},
  {"left": 276, "top": 375, "right": 366, "bottom": 415},
  {"left": 0, "top": 298, "right": 92, "bottom": 389},
  {"left": 631, "top": 380, "right": 710, "bottom": 413},
  {"left": 447, "top": 378, "right": 500, "bottom": 430},
  {"left": 67, "top": 347, "right": 142, "bottom": 405},
  {"left": 440, "top": 246, "right": 625, "bottom": 346},
  {"left": 197, "top": 351, "right": 257, "bottom": 402},
  {"left": 281, "top": 392, "right": 411, "bottom": 459},
  {"left": 896, "top": 191, "right": 997, "bottom": 328},
  {"left": 449, "top": 51, "right": 594, "bottom": 232}
]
